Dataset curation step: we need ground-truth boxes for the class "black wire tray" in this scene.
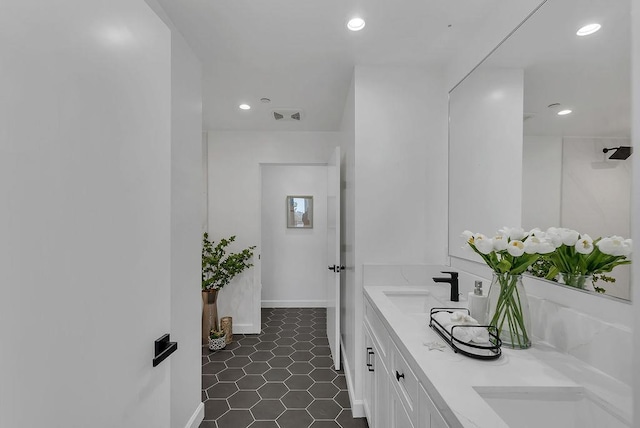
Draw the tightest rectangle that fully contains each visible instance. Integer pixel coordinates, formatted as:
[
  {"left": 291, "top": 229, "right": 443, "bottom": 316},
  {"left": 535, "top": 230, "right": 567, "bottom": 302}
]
[{"left": 429, "top": 307, "right": 502, "bottom": 360}]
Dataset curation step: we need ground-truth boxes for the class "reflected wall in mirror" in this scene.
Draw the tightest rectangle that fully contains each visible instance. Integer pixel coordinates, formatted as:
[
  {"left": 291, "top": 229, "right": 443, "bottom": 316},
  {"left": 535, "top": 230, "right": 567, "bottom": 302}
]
[
  {"left": 448, "top": 0, "right": 632, "bottom": 300},
  {"left": 287, "top": 195, "right": 313, "bottom": 228}
]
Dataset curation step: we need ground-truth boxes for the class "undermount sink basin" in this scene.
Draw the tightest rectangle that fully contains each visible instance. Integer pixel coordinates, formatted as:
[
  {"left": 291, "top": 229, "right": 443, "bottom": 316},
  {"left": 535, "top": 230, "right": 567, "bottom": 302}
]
[
  {"left": 383, "top": 289, "right": 466, "bottom": 315},
  {"left": 474, "top": 386, "right": 631, "bottom": 428}
]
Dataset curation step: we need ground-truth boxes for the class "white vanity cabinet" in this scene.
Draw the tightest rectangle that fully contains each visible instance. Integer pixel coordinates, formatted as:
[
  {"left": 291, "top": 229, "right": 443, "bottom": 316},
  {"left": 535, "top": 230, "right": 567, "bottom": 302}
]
[
  {"left": 364, "top": 297, "right": 449, "bottom": 428},
  {"left": 363, "top": 323, "right": 390, "bottom": 428}
]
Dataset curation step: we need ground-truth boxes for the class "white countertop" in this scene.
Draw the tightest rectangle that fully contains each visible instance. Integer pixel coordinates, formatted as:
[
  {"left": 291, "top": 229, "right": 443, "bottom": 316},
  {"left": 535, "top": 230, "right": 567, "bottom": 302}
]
[{"left": 364, "top": 285, "right": 632, "bottom": 428}]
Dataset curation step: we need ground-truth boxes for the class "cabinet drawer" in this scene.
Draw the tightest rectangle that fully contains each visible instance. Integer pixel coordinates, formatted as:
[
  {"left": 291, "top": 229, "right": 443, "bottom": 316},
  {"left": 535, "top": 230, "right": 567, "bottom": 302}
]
[
  {"left": 390, "top": 341, "right": 418, "bottom": 424},
  {"left": 364, "top": 298, "right": 389, "bottom": 358}
]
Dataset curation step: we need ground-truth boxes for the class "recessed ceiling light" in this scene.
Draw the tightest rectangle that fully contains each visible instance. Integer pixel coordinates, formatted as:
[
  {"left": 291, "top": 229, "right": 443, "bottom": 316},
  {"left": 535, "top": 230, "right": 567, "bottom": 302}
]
[
  {"left": 576, "top": 23, "right": 601, "bottom": 36},
  {"left": 239, "top": 104, "right": 251, "bottom": 110},
  {"left": 260, "top": 98, "right": 271, "bottom": 103},
  {"left": 557, "top": 109, "right": 572, "bottom": 116},
  {"left": 347, "top": 17, "right": 366, "bottom": 31}
]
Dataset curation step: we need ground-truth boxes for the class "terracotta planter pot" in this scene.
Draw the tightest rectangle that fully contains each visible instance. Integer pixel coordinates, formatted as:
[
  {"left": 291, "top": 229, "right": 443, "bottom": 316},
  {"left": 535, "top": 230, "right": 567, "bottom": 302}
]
[{"left": 202, "top": 289, "right": 219, "bottom": 345}]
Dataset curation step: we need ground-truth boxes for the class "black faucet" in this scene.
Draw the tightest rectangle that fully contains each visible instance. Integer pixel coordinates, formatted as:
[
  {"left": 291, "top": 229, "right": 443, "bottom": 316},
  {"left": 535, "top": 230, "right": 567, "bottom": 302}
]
[{"left": 432, "top": 271, "right": 459, "bottom": 302}]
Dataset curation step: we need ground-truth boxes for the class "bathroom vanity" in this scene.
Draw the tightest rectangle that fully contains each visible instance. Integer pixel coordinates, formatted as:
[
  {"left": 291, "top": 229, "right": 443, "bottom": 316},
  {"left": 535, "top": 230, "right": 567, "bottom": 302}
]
[{"left": 362, "top": 284, "right": 632, "bottom": 428}]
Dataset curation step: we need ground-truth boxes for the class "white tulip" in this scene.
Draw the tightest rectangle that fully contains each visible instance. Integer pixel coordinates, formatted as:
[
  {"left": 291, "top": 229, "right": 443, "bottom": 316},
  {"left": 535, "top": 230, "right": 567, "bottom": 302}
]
[
  {"left": 523, "top": 237, "right": 540, "bottom": 254},
  {"left": 574, "top": 234, "right": 594, "bottom": 255},
  {"left": 492, "top": 234, "right": 508, "bottom": 251},
  {"left": 598, "top": 236, "right": 632, "bottom": 257},
  {"left": 506, "top": 240, "right": 525, "bottom": 257},
  {"left": 545, "top": 227, "right": 564, "bottom": 248},
  {"left": 537, "top": 240, "right": 556, "bottom": 254},
  {"left": 559, "top": 228, "right": 580, "bottom": 246},
  {"left": 499, "top": 227, "right": 527, "bottom": 241},
  {"left": 475, "top": 234, "right": 494, "bottom": 254},
  {"left": 461, "top": 230, "right": 474, "bottom": 243}
]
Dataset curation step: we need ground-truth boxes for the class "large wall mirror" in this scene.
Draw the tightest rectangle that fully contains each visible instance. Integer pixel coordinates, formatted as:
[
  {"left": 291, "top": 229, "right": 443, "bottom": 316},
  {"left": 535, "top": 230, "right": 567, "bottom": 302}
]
[{"left": 448, "top": 0, "right": 632, "bottom": 300}]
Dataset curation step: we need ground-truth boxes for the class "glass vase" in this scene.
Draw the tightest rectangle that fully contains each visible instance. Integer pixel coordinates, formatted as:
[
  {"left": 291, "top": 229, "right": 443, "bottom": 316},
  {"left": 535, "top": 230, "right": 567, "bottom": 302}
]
[
  {"left": 559, "top": 273, "right": 592, "bottom": 290},
  {"left": 486, "top": 273, "right": 531, "bottom": 349}
]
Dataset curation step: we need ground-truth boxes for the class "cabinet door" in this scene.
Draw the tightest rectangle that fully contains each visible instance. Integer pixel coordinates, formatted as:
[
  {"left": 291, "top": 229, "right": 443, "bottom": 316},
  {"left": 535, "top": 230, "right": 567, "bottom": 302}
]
[
  {"left": 363, "top": 327, "right": 375, "bottom": 426},
  {"left": 391, "top": 386, "right": 414, "bottom": 428},
  {"left": 374, "top": 347, "right": 390, "bottom": 428},
  {"left": 419, "top": 383, "right": 449, "bottom": 428}
]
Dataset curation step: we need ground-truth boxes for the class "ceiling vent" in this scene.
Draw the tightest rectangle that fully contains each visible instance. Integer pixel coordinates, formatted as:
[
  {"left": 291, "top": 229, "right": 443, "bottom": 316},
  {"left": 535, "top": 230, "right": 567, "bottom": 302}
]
[{"left": 272, "top": 109, "right": 304, "bottom": 121}]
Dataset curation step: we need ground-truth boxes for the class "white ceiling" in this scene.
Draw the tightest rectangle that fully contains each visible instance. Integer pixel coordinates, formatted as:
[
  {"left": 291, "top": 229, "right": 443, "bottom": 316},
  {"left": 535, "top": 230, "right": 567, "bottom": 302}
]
[
  {"left": 156, "top": 0, "right": 502, "bottom": 131},
  {"left": 471, "top": 0, "right": 631, "bottom": 138}
]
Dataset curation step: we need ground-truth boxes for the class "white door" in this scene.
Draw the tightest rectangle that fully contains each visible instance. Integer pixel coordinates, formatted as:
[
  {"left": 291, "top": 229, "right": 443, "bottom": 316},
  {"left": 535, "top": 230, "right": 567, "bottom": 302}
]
[
  {"left": 0, "top": 2, "right": 172, "bottom": 427},
  {"left": 326, "top": 147, "right": 341, "bottom": 370}
]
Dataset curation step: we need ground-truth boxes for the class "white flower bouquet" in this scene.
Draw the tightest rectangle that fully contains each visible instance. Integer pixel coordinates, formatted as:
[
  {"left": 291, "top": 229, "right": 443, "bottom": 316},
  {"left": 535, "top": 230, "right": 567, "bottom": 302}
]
[
  {"left": 462, "top": 227, "right": 555, "bottom": 349},
  {"left": 538, "top": 228, "right": 632, "bottom": 291}
]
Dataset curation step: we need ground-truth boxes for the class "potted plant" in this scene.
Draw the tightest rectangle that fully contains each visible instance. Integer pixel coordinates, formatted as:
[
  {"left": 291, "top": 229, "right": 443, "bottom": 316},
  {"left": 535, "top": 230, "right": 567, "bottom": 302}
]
[
  {"left": 208, "top": 329, "right": 227, "bottom": 351},
  {"left": 202, "top": 232, "right": 255, "bottom": 344}
]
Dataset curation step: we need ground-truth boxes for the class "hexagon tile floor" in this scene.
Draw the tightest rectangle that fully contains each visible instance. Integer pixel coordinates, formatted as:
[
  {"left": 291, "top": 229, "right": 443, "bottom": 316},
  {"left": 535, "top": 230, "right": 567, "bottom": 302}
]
[{"left": 200, "top": 307, "right": 368, "bottom": 428}]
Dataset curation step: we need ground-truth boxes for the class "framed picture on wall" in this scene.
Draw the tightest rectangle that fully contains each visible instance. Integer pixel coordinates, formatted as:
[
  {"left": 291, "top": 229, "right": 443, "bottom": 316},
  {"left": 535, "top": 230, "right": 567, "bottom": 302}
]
[{"left": 286, "top": 195, "right": 313, "bottom": 228}]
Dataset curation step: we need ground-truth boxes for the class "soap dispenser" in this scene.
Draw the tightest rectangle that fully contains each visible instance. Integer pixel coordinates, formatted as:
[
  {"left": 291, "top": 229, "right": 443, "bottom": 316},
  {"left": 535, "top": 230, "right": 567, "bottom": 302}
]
[{"left": 468, "top": 280, "right": 488, "bottom": 324}]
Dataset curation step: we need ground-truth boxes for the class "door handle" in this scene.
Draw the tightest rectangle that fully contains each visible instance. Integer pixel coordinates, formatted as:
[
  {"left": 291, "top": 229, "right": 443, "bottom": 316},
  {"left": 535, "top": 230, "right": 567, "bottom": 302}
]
[
  {"left": 328, "top": 265, "right": 346, "bottom": 273},
  {"left": 366, "top": 347, "right": 374, "bottom": 372}
]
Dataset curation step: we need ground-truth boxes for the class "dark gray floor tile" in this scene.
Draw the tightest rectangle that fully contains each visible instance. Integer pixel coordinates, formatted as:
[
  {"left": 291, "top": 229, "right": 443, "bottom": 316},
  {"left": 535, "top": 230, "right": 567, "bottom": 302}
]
[
  {"left": 217, "top": 368, "right": 245, "bottom": 382},
  {"left": 225, "top": 341, "right": 241, "bottom": 351},
  {"left": 250, "top": 399, "right": 286, "bottom": 420},
  {"left": 295, "top": 333, "right": 315, "bottom": 342},
  {"left": 204, "top": 399, "right": 229, "bottom": 420},
  {"left": 309, "top": 369, "right": 337, "bottom": 382},
  {"left": 284, "top": 374, "right": 314, "bottom": 390},
  {"left": 311, "top": 346, "right": 331, "bottom": 356},
  {"left": 203, "top": 375, "right": 218, "bottom": 390},
  {"left": 292, "top": 341, "right": 314, "bottom": 351},
  {"left": 296, "top": 326, "right": 315, "bottom": 334},
  {"left": 217, "top": 409, "right": 254, "bottom": 428},
  {"left": 255, "top": 341, "right": 277, "bottom": 350},
  {"left": 239, "top": 337, "right": 261, "bottom": 346},
  {"left": 272, "top": 346, "right": 295, "bottom": 356},
  {"left": 227, "top": 356, "right": 251, "bottom": 368},
  {"left": 244, "top": 362, "right": 270, "bottom": 375},
  {"left": 275, "top": 337, "right": 296, "bottom": 346},
  {"left": 333, "top": 376, "right": 347, "bottom": 390},
  {"left": 309, "top": 383, "right": 339, "bottom": 399},
  {"left": 250, "top": 351, "right": 275, "bottom": 362},
  {"left": 249, "top": 421, "right": 278, "bottom": 428},
  {"left": 307, "top": 400, "right": 342, "bottom": 419},
  {"left": 288, "top": 362, "right": 314, "bottom": 375},
  {"left": 228, "top": 390, "right": 261, "bottom": 409},
  {"left": 263, "top": 368, "right": 291, "bottom": 382},
  {"left": 257, "top": 382, "right": 288, "bottom": 399},
  {"left": 310, "top": 356, "right": 333, "bottom": 368},
  {"left": 277, "top": 409, "right": 313, "bottom": 428},
  {"left": 207, "top": 382, "right": 238, "bottom": 399},
  {"left": 259, "top": 333, "right": 280, "bottom": 342},
  {"left": 232, "top": 346, "right": 257, "bottom": 356},
  {"left": 261, "top": 326, "right": 281, "bottom": 334},
  {"left": 199, "top": 421, "right": 217, "bottom": 428},
  {"left": 268, "top": 356, "right": 293, "bottom": 368},
  {"left": 310, "top": 421, "right": 341, "bottom": 428},
  {"left": 336, "top": 410, "right": 368, "bottom": 428},
  {"left": 203, "top": 362, "right": 227, "bottom": 375},
  {"left": 236, "top": 375, "right": 266, "bottom": 390},
  {"left": 291, "top": 351, "right": 314, "bottom": 362},
  {"left": 281, "top": 390, "right": 314, "bottom": 409},
  {"left": 334, "top": 390, "right": 350, "bottom": 408}
]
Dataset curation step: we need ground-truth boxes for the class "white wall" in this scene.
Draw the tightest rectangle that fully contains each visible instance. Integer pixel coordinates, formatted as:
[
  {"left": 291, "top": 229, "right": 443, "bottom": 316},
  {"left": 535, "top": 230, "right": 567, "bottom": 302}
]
[
  {"left": 347, "top": 66, "right": 449, "bottom": 415},
  {"left": 561, "top": 137, "right": 632, "bottom": 300},
  {"left": 168, "top": 23, "right": 204, "bottom": 428},
  {"left": 338, "top": 75, "right": 357, "bottom": 408},
  {"left": 522, "top": 135, "right": 562, "bottom": 230},
  {"left": 631, "top": 0, "right": 639, "bottom": 422},
  {"left": 448, "top": 67, "right": 524, "bottom": 260},
  {"left": 261, "top": 165, "right": 328, "bottom": 307},
  {"left": 208, "top": 131, "right": 339, "bottom": 333},
  {"left": 0, "top": 1, "right": 172, "bottom": 427}
]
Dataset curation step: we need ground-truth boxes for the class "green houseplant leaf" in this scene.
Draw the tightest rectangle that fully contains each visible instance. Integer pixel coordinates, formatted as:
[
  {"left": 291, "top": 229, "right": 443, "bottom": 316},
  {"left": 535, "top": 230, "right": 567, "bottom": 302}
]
[{"left": 202, "top": 232, "right": 256, "bottom": 291}]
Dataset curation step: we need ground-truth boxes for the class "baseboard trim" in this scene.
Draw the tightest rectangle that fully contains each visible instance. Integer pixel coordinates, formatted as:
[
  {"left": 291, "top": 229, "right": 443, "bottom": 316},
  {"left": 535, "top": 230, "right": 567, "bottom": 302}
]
[
  {"left": 341, "top": 337, "right": 364, "bottom": 418},
  {"left": 233, "top": 323, "right": 259, "bottom": 334},
  {"left": 184, "top": 402, "right": 204, "bottom": 428},
  {"left": 261, "top": 300, "right": 327, "bottom": 308}
]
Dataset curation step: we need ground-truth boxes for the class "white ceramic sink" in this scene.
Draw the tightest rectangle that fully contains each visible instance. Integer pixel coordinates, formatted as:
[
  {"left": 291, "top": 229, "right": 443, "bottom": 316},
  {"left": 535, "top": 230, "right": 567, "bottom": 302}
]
[
  {"left": 383, "top": 288, "right": 467, "bottom": 315},
  {"left": 474, "top": 386, "right": 631, "bottom": 428}
]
